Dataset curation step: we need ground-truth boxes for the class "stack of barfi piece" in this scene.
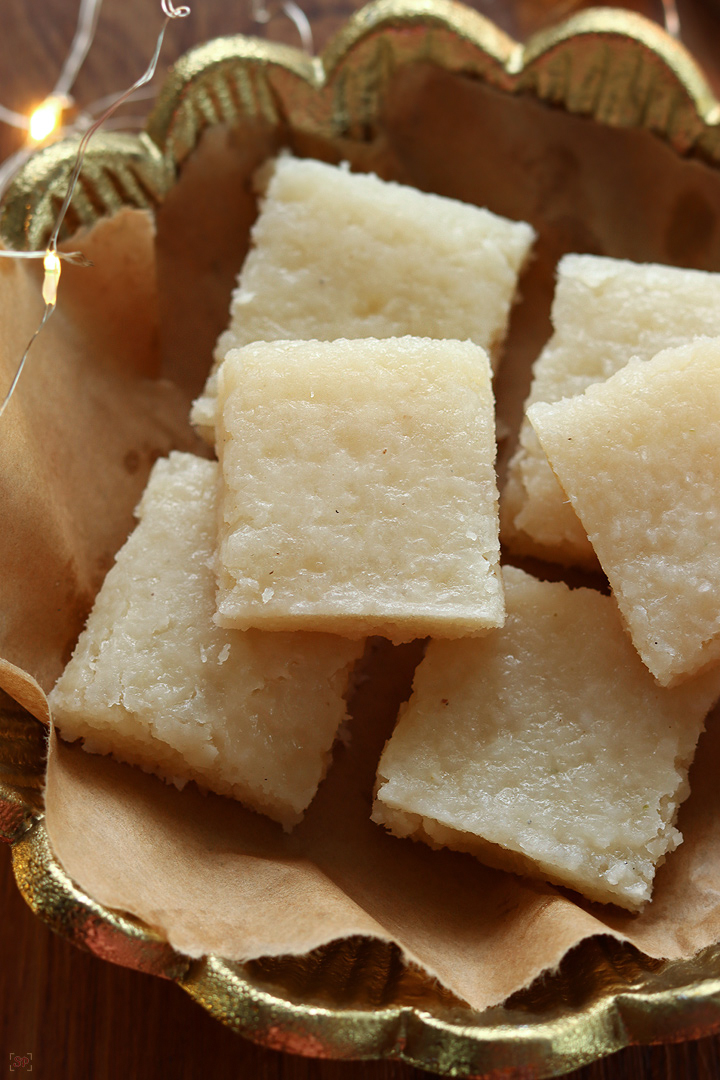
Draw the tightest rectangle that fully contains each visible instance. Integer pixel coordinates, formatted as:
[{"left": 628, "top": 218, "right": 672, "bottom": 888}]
[
  {"left": 50, "top": 157, "right": 720, "bottom": 914},
  {"left": 50, "top": 157, "right": 532, "bottom": 830}
]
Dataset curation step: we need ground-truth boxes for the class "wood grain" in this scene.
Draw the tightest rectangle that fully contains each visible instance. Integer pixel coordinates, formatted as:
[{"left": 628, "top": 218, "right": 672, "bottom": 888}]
[{"left": 2, "top": 2, "right": 720, "bottom": 1078}]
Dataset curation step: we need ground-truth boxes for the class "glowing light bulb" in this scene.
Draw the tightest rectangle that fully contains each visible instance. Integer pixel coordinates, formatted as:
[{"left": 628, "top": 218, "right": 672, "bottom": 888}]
[
  {"left": 42, "top": 251, "right": 62, "bottom": 306},
  {"left": 28, "top": 97, "right": 65, "bottom": 143}
]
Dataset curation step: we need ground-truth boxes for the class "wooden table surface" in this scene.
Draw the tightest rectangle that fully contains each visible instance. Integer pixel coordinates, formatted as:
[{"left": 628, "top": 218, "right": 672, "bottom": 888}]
[{"left": 3, "top": 1, "right": 720, "bottom": 1078}]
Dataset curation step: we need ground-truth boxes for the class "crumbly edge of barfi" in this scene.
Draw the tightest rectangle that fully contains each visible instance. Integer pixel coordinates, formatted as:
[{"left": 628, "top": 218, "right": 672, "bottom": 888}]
[
  {"left": 51, "top": 713, "right": 306, "bottom": 830},
  {"left": 371, "top": 791, "right": 655, "bottom": 913},
  {"left": 213, "top": 604, "right": 505, "bottom": 646}
]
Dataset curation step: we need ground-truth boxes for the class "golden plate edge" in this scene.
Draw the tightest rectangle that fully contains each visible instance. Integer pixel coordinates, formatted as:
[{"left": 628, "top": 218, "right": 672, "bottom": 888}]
[
  {"left": 9, "top": 804, "right": 720, "bottom": 1077},
  {"left": 2, "top": 1, "right": 720, "bottom": 1072},
  {"left": 2, "top": 0, "right": 720, "bottom": 247}
]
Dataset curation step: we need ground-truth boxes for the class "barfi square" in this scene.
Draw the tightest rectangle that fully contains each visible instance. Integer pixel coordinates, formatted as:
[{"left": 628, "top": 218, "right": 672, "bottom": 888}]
[
  {"left": 373, "top": 566, "right": 720, "bottom": 910},
  {"left": 502, "top": 256, "right": 720, "bottom": 568},
  {"left": 528, "top": 336, "right": 720, "bottom": 686},
  {"left": 191, "top": 155, "right": 535, "bottom": 438},
  {"left": 49, "top": 452, "right": 364, "bottom": 829},
  {"left": 215, "top": 337, "right": 504, "bottom": 643}
]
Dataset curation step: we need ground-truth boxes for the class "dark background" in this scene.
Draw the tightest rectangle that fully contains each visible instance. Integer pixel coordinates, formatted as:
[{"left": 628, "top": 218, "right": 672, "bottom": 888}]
[{"left": 2, "top": 1, "right": 720, "bottom": 1077}]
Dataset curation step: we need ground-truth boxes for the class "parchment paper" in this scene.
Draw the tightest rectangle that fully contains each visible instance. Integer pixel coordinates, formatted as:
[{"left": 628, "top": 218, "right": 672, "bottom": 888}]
[
  {"left": 0, "top": 208, "right": 201, "bottom": 712},
  {"left": 43, "top": 652, "right": 720, "bottom": 1010},
  {"left": 5, "top": 70, "right": 720, "bottom": 1009}
]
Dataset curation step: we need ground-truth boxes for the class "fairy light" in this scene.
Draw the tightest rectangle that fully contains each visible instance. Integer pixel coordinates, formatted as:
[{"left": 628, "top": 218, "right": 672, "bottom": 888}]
[
  {"left": 28, "top": 96, "right": 68, "bottom": 144},
  {"left": 41, "top": 251, "right": 62, "bottom": 307},
  {"left": 1, "top": 0, "right": 103, "bottom": 149},
  {"left": 0, "top": 0, "right": 191, "bottom": 422},
  {"left": 0, "top": 0, "right": 320, "bottom": 421}
]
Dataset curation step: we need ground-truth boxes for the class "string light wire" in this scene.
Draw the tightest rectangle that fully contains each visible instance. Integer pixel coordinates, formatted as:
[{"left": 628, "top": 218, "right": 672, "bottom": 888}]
[
  {"left": 0, "top": 250, "right": 91, "bottom": 265},
  {"left": 251, "top": 0, "right": 314, "bottom": 52},
  {"left": 281, "top": 0, "right": 313, "bottom": 54},
  {"left": 0, "top": 0, "right": 322, "bottom": 420},
  {"left": 0, "top": 305, "right": 54, "bottom": 422},
  {"left": 660, "top": 0, "right": 681, "bottom": 38},
  {"left": 46, "top": 3, "right": 189, "bottom": 255},
  {"left": 53, "top": 0, "right": 104, "bottom": 100},
  {"left": 0, "top": 104, "right": 28, "bottom": 131},
  {"left": 0, "top": 1, "right": 105, "bottom": 203},
  {"left": 0, "top": 0, "right": 191, "bottom": 422},
  {"left": 82, "top": 83, "right": 158, "bottom": 121},
  {"left": 0, "top": 0, "right": 104, "bottom": 148}
]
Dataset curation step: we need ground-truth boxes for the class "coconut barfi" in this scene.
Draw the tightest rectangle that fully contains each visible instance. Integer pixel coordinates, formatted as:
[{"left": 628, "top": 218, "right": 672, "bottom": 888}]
[
  {"left": 190, "top": 155, "right": 535, "bottom": 438},
  {"left": 528, "top": 336, "right": 720, "bottom": 687},
  {"left": 502, "top": 256, "right": 720, "bottom": 567},
  {"left": 48, "top": 452, "right": 364, "bottom": 829},
  {"left": 215, "top": 337, "right": 504, "bottom": 643},
  {"left": 372, "top": 566, "right": 720, "bottom": 910}
]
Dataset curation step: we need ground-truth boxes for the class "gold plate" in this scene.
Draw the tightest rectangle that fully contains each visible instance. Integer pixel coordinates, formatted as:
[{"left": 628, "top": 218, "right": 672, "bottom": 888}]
[{"left": 3, "top": 3, "right": 720, "bottom": 1075}]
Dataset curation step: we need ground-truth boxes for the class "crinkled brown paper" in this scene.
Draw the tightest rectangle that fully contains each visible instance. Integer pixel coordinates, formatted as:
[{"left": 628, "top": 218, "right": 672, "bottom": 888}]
[{"left": 4, "top": 140, "right": 720, "bottom": 1011}]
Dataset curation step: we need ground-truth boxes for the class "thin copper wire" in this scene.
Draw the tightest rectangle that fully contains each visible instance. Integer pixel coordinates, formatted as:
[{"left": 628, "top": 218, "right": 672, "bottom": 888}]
[
  {"left": 660, "top": 0, "right": 681, "bottom": 38},
  {"left": 0, "top": 105, "right": 28, "bottom": 131},
  {"left": 282, "top": 1, "right": 313, "bottom": 53},
  {"left": 0, "top": 2, "right": 191, "bottom": 422},
  {"left": 53, "top": 0, "right": 104, "bottom": 100},
  {"left": 0, "top": 0, "right": 104, "bottom": 133},
  {"left": 0, "top": 250, "right": 91, "bottom": 265},
  {"left": 47, "top": 13, "right": 186, "bottom": 253},
  {"left": 251, "top": 0, "right": 314, "bottom": 52}
]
